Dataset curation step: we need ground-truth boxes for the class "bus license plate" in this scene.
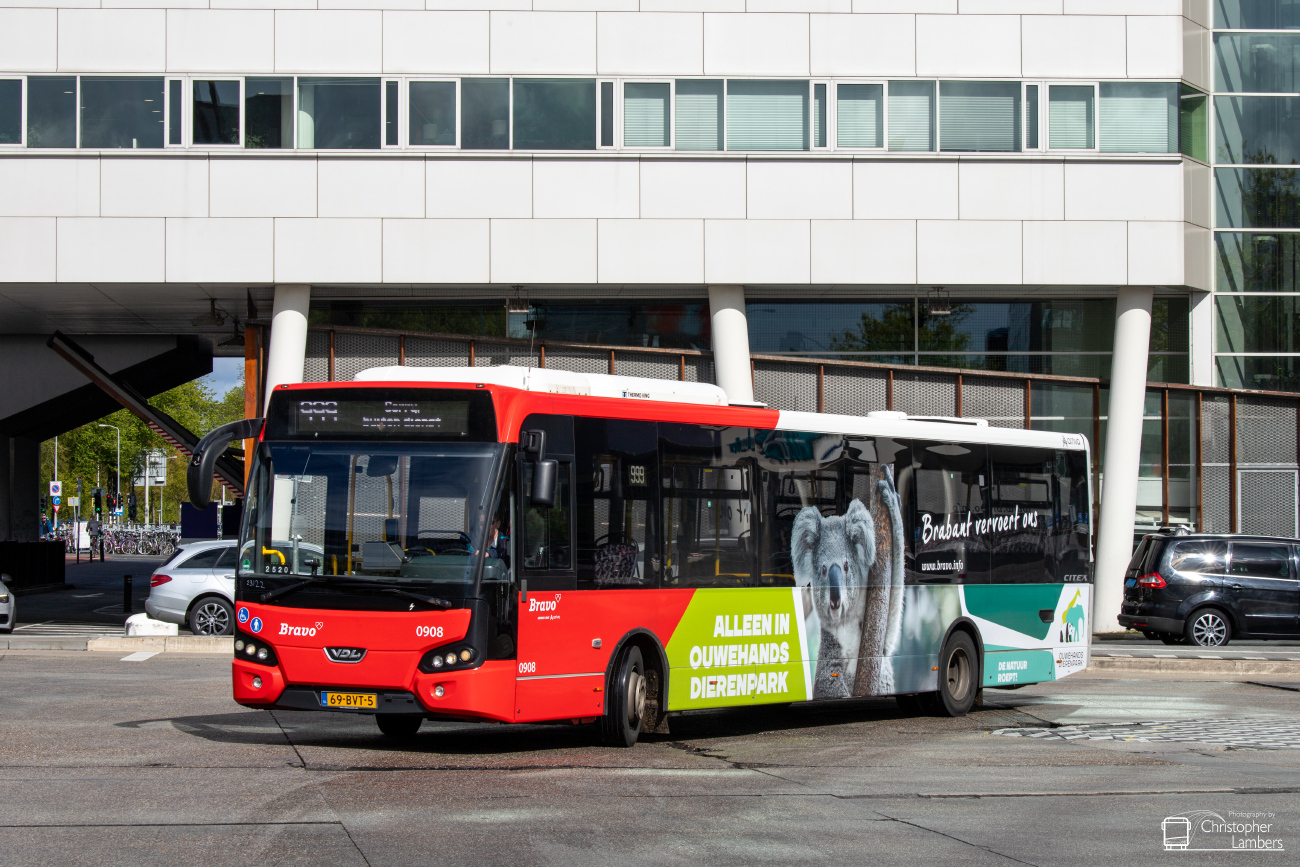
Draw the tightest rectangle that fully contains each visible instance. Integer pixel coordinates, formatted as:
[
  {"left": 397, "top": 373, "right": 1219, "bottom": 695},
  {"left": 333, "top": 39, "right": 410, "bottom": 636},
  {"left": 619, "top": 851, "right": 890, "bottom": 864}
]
[{"left": 322, "top": 692, "right": 376, "bottom": 709}]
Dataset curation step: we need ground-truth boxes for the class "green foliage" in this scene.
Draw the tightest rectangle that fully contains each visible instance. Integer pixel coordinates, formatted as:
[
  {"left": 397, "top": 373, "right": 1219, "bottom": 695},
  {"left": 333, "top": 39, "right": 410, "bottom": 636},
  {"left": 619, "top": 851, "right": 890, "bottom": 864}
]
[{"left": 40, "top": 372, "right": 245, "bottom": 524}]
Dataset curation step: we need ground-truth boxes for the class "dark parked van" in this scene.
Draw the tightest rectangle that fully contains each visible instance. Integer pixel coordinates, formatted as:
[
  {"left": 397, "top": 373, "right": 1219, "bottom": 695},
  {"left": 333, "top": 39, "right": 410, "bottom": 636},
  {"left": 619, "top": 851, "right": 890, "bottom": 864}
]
[{"left": 1118, "top": 533, "right": 1300, "bottom": 647}]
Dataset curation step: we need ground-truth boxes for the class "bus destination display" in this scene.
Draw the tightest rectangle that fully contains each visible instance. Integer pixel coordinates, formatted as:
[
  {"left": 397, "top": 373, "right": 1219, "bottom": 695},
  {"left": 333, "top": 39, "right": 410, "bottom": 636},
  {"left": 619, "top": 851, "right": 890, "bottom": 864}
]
[{"left": 290, "top": 399, "right": 470, "bottom": 435}]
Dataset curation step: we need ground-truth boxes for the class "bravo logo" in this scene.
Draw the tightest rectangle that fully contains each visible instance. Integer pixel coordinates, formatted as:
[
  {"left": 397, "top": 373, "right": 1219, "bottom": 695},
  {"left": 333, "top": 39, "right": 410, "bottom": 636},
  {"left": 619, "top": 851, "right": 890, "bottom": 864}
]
[
  {"left": 280, "top": 622, "right": 323, "bottom": 637},
  {"left": 528, "top": 594, "right": 560, "bottom": 613}
]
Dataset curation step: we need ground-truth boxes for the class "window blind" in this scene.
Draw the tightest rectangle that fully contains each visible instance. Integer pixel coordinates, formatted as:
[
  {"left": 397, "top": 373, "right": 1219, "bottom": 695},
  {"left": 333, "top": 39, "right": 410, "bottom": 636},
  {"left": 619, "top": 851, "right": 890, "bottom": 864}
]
[
  {"left": 1100, "top": 82, "right": 1178, "bottom": 153},
  {"left": 888, "top": 80, "right": 935, "bottom": 151},
  {"left": 939, "top": 81, "right": 1020, "bottom": 152},
  {"left": 624, "top": 82, "right": 670, "bottom": 147},
  {"left": 675, "top": 80, "right": 723, "bottom": 151},
  {"left": 1049, "top": 85, "right": 1094, "bottom": 149},
  {"left": 1025, "top": 84, "right": 1039, "bottom": 149},
  {"left": 837, "top": 83, "right": 883, "bottom": 147},
  {"left": 726, "top": 80, "right": 809, "bottom": 151}
]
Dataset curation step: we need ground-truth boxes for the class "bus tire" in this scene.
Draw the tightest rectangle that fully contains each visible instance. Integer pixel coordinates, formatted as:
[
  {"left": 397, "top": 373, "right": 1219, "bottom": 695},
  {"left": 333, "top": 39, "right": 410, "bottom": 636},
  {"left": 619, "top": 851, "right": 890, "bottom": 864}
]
[
  {"left": 929, "top": 631, "right": 979, "bottom": 717},
  {"left": 600, "top": 645, "right": 646, "bottom": 748},
  {"left": 376, "top": 714, "right": 423, "bottom": 738}
]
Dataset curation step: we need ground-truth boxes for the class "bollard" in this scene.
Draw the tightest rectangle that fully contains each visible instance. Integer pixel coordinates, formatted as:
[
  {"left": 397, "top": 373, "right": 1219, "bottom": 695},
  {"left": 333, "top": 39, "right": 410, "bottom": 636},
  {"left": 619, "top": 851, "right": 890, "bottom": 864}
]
[{"left": 123, "top": 574, "right": 132, "bottom": 613}]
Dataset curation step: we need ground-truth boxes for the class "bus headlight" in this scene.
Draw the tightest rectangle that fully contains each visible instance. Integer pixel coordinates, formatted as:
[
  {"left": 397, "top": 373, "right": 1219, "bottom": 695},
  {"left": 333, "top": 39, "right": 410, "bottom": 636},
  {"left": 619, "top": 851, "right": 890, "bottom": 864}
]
[{"left": 431, "top": 655, "right": 444, "bottom": 669}]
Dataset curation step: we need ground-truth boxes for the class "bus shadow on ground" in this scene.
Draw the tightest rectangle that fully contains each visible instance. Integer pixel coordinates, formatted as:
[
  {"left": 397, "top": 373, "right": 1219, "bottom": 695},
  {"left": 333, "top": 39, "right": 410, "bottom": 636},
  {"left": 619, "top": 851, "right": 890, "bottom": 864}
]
[{"left": 118, "top": 698, "right": 1017, "bottom": 757}]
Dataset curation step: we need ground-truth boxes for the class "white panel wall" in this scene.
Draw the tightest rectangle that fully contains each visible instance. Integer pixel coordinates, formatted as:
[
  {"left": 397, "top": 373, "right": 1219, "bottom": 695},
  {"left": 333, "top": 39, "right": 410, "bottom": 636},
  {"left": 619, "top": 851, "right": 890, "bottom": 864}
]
[
  {"left": 382, "top": 12, "right": 490, "bottom": 74},
  {"left": 274, "top": 218, "right": 382, "bottom": 282},
  {"left": 165, "top": 218, "right": 273, "bottom": 282},
  {"left": 916, "top": 14, "right": 1021, "bottom": 77},
  {"left": 101, "top": 158, "right": 208, "bottom": 218},
  {"left": 532, "top": 159, "right": 639, "bottom": 218},
  {"left": 275, "top": 11, "right": 382, "bottom": 73},
  {"left": 1022, "top": 220, "right": 1127, "bottom": 285},
  {"left": 318, "top": 158, "right": 424, "bottom": 218},
  {"left": 704, "top": 13, "right": 810, "bottom": 76},
  {"left": 596, "top": 12, "right": 703, "bottom": 75},
  {"left": 0, "top": 218, "right": 56, "bottom": 282},
  {"left": 854, "top": 162, "right": 959, "bottom": 220},
  {"left": 0, "top": 10, "right": 57, "bottom": 73},
  {"left": 490, "top": 12, "right": 596, "bottom": 74},
  {"left": 597, "top": 219, "right": 704, "bottom": 283},
  {"left": 56, "top": 218, "right": 165, "bottom": 282},
  {"left": 809, "top": 14, "right": 914, "bottom": 77},
  {"left": 958, "top": 162, "right": 1064, "bottom": 221},
  {"left": 747, "top": 160, "right": 852, "bottom": 220},
  {"left": 1127, "top": 14, "right": 1183, "bottom": 79},
  {"left": 382, "top": 219, "right": 490, "bottom": 283},
  {"left": 1064, "top": 163, "right": 1183, "bottom": 222},
  {"left": 58, "top": 10, "right": 166, "bottom": 71},
  {"left": 704, "top": 220, "right": 810, "bottom": 284},
  {"left": 1128, "top": 221, "right": 1184, "bottom": 285},
  {"left": 426, "top": 158, "right": 531, "bottom": 218},
  {"left": 640, "top": 160, "right": 746, "bottom": 219},
  {"left": 0, "top": 159, "right": 99, "bottom": 217},
  {"left": 1021, "top": 15, "right": 1126, "bottom": 78},
  {"left": 167, "top": 10, "right": 275, "bottom": 73},
  {"left": 210, "top": 158, "right": 317, "bottom": 217},
  {"left": 917, "top": 220, "right": 1022, "bottom": 284},
  {"left": 810, "top": 219, "right": 915, "bottom": 284},
  {"left": 491, "top": 219, "right": 597, "bottom": 282}
]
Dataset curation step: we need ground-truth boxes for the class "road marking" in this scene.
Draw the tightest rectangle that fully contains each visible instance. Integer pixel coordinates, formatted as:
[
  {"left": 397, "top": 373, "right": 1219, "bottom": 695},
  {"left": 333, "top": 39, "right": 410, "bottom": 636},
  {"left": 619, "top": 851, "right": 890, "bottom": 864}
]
[
  {"left": 1110, "top": 652, "right": 1132, "bottom": 657},
  {"left": 1153, "top": 653, "right": 1177, "bottom": 658},
  {"left": 121, "top": 651, "right": 159, "bottom": 662},
  {"left": 1196, "top": 654, "right": 1221, "bottom": 659},
  {"left": 1246, "top": 656, "right": 1268, "bottom": 660}
]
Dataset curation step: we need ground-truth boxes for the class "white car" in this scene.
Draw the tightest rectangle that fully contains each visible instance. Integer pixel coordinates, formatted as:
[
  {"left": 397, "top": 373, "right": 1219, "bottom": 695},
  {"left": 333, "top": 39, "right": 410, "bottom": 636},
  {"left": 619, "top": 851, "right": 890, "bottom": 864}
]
[
  {"left": 146, "top": 540, "right": 237, "bottom": 636},
  {"left": 0, "top": 573, "right": 14, "bottom": 634}
]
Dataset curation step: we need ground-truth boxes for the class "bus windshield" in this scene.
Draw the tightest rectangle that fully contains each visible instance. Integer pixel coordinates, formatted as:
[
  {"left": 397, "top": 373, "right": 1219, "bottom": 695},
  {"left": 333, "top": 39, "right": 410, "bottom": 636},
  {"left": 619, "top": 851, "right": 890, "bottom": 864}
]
[{"left": 239, "top": 441, "right": 508, "bottom": 603}]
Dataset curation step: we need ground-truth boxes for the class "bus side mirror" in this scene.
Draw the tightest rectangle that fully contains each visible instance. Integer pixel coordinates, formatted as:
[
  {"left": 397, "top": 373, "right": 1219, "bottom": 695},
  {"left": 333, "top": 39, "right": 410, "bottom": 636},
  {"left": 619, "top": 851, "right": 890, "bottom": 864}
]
[
  {"left": 187, "top": 417, "right": 263, "bottom": 509},
  {"left": 531, "top": 460, "right": 558, "bottom": 508}
]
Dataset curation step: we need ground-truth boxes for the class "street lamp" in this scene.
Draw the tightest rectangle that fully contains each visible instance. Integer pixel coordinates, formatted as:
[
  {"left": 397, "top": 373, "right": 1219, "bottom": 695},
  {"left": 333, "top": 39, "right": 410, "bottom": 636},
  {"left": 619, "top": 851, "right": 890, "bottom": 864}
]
[{"left": 98, "top": 424, "right": 120, "bottom": 522}]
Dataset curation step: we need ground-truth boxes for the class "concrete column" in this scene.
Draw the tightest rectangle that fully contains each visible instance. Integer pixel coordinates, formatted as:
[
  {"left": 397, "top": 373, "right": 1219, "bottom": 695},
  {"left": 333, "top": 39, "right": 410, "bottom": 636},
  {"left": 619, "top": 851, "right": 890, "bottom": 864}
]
[
  {"left": 1189, "top": 290, "right": 1215, "bottom": 386},
  {"left": 1093, "top": 286, "right": 1154, "bottom": 633},
  {"left": 1, "top": 436, "right": 41, "bottom": 542},
  {"left": 263, "top": 284, "right": 311, "bottom": 413},
  {"left": 707, "top": 285, "right": 755, "bottom": 405}
]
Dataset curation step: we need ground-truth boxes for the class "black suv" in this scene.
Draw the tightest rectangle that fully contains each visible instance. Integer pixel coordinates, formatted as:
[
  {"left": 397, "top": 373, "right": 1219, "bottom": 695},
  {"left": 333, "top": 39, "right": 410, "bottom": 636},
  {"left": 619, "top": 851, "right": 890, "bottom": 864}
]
[{"left": 1118, "top": 533, "right": 1300, "bottom": 647}]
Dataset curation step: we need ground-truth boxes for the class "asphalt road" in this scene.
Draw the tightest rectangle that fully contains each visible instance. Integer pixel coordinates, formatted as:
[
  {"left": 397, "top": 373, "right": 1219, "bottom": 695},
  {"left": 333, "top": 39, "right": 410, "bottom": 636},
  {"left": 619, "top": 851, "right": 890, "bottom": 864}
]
[{"left": 2, "top": 651, "right": 1298, "bottom": 866}]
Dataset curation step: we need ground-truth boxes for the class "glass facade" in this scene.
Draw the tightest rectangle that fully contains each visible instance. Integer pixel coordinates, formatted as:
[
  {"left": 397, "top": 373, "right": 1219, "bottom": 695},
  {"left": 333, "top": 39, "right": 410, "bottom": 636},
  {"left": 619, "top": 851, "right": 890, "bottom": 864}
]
[
  {"left": 79, "top": 77, "right": 164, "bottom": 149},
  {"left": 193, "top": 80, "right": 239, "bottom": 145},
  {"left": 0, "top": 80, "right": 19, "bottom": 145},
  {"left": 512, "top": 79, "right": 596, "bottom": 150},
  {"left": 1213, "top": 13, "right": 1300, "bottom": 389},
  {"left": 297, "top": 78, "right": 380, "bottom": 149},
  {"left": 245, "top": 78, "right": 292, "bottom": 149},
  {"left": 409, "top": 80, "right": 456, "bottom": 146}
]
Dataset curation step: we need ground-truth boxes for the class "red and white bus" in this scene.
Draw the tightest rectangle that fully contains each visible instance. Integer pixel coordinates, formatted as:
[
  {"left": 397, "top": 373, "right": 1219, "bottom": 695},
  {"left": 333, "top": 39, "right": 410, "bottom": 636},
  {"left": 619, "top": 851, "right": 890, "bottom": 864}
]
[{"left": 189, "top": 365, "right": 1092, "bottom": 746}]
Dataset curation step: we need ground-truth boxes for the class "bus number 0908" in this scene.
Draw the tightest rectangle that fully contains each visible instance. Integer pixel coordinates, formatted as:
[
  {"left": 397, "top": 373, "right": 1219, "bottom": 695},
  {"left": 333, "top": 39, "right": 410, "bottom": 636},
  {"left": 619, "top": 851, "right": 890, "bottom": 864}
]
[
  {"left": 518, "top": 661, "right": 536, "bottom": 674},
  {"left": 415, "top": 626, "right": 443, "bottom": 638}
]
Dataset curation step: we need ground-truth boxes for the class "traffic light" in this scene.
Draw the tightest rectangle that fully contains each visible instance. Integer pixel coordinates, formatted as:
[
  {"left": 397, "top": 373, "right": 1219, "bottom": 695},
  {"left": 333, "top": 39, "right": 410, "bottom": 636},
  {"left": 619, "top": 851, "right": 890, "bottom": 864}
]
[
  {"left": 40, "top": 495, "right": 47, "bottom": 513},
  {"left": 93, "top": 488, "right": 103, "bottom": 517},
  {"left": 127, "top": 492, "right": 138, "bottom": 522}
]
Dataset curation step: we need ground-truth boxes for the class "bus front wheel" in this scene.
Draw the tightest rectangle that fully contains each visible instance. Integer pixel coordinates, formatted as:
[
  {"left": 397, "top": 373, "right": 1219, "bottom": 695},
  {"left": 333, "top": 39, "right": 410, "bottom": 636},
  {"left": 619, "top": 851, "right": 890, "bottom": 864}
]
[
  {"left": 600, "top": 646, "right": 646, "bottom": 748},
  {"left": 922, "top": 632, "right": 979, "bottom": 717}
]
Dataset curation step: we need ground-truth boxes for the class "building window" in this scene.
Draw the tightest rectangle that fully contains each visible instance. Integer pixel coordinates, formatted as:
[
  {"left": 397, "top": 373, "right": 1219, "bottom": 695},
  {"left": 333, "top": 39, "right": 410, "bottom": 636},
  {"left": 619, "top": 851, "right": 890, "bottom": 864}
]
[
  {"left": 1216, "top": 232, "right": 1300, "bottom": 291},
  {"left": 513, "top": 78, "right": 595, "bottom": 150},
  {"left": 168, "top": 80, "right": 182, "bottom": 145},
  {"left": 813, "top": 83, "right": 827, "bottom": 147},
  {"left": 726, "top": 79, "right": 808, "bottom": 151},
  {"left": 1216, "top": 294, "right": 1300, "bottom": 354},
  {"left": 1215, "top": 33, "right": 1300, "bottom": 92},
  {"left": 1216, "top": 167, "right": 1300, "bottom": 228},
  {"left": 888, "top": 80, "right": 935, "bottom": 151},
  {"left": 1048, "top": 84, "right": 1095, "bottom": 149},
  {"left": 26, "top": 76, "right": 75, "bottom": 148},
  {"left": 193, "top": 80, "right": 240, "bottom": 145},
  {"left": 1024, "top": 84, "right": 1040, "bottom": 149},
  {"left": 0, "top": 80, "right": 20, "bottom": 145},
  {"left": 623, "top": 82, "right": 669, "bottom": 147},
  {"left": 1099, "top": 82, "right": 1178, "bottom": 153},
  {"left": 1215, "top": 95, "right": 1298, "bottom": 164},
  {"left": 80, "top": 76, "right": 165, "bottom": 149},
  {"left": 385, "top": 80, "right": 399, "bottom": 146},
  {"left": 940, "top": 81, "right": 1021, "bottom": 152},
  {"left": 409, "top": 80, "right": 455, "bottom": 146},
  {"left": 600, "top": 81, "right": 615, "bottom": 147},
  {"left": 297, "top": 78, "right": 380, "bottom": 149},
  {"left": 1216, "top": 0, "right": 1300, "bottom": 29},
  {"left": 1180, "top": 85, "right": 1208, "bottom": 162},
  {"left": 245, "top": 77, "right": 292, "bottom": 149},
  {"left": 461, "top": 78, "right": 508, "bottom": 149},
  {"left": 675, "top": 79, "right": 723, "bottom": 151},
  {"left": 836, "top": 83, "right": 883, "bottom": 148}
]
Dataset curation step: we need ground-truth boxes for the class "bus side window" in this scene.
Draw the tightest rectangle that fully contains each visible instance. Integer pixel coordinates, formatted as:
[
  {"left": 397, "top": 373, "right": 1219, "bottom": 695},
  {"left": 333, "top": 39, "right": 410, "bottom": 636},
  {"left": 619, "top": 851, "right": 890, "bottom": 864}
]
[
  {"left": 988, "top": 445, "right": 1056, "bottom": 583},
  {"left": 909, "top": 440, "right": 990, "bottom": 584},
  {"left": 1056, "top": 449, "right": 1091, "bottom": 580},
  {"left": 574, "top": 417, "right": 659, "bottom": 590}
]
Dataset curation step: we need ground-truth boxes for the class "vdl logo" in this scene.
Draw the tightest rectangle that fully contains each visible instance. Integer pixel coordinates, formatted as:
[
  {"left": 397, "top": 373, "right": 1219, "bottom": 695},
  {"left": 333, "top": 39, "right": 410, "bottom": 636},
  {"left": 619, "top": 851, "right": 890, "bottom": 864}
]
[
  {"left": 237, "top": 607, "right": 250, "bottom": 625},
  {"left": 1161, "top": 811, "right": 1284, "bottom": 851}
]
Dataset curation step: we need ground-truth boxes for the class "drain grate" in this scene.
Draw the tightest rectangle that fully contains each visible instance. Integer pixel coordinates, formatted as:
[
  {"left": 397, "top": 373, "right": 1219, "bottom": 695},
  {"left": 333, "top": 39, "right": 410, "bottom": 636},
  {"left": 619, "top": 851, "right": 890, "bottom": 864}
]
[{"left": 993, "top": 718, "right": 1300, "bottom": 750}]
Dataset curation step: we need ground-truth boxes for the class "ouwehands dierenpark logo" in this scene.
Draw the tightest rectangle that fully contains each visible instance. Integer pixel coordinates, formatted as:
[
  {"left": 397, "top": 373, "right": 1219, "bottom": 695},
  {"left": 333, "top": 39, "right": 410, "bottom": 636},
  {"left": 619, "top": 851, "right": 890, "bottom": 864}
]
[{"left": 1162, "top": 811, "right": 1284, "bottom": 852}]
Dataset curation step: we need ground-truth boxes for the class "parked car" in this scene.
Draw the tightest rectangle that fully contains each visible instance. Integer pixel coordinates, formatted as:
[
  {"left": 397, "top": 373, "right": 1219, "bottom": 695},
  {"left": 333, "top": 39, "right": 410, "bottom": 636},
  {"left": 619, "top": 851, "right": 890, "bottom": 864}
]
[
  {"left": 0, "top": 573, "right": 15, "bottom": 634},
  {"left": 1118, "top": 532, "right": 1300, "bottom": 647},
  {"left": 146, "top": 540, "right": 238, "bottom": 636}
]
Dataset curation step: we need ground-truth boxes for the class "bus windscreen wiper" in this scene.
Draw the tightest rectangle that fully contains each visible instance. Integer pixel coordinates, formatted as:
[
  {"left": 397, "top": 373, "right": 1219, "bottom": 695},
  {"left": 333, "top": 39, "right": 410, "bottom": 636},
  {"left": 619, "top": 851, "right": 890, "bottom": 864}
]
[
  {"left": 378, "top": 587, "right": 453, "bottom": 610},
  {"left": 259, "top": 575, "right": 333, "bottom": 604}
]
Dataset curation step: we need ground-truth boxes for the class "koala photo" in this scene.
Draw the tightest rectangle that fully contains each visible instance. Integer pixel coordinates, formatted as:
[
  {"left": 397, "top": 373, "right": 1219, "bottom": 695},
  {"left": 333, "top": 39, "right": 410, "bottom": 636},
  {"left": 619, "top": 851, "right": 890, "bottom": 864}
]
[{"left": 792, "top": 466, "right": 906, "bottom": 698}]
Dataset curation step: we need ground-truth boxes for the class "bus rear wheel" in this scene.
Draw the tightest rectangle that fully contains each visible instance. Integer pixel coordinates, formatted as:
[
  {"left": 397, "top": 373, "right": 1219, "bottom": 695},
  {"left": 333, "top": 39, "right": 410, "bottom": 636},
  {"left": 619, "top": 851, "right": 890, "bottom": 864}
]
[
  {"left": 922, "top": 632, "right": 979, "bottom": 717},
  {"left": 376, "top": 714, "right": 423, "bottom": 739},
  {"left": 600, "top": 646, "right": 646, "bottom": 748}
]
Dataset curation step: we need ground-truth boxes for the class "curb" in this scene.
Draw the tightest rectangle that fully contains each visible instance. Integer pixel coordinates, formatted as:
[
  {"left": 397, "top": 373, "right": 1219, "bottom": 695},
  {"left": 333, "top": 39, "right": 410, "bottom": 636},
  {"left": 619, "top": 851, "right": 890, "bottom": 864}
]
[
  {"left": 87, "top": 636, "right": 233, "bottom": 653},
  {"left": 1088, "top": 656, "right": 1300, "bottom": 676}
]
